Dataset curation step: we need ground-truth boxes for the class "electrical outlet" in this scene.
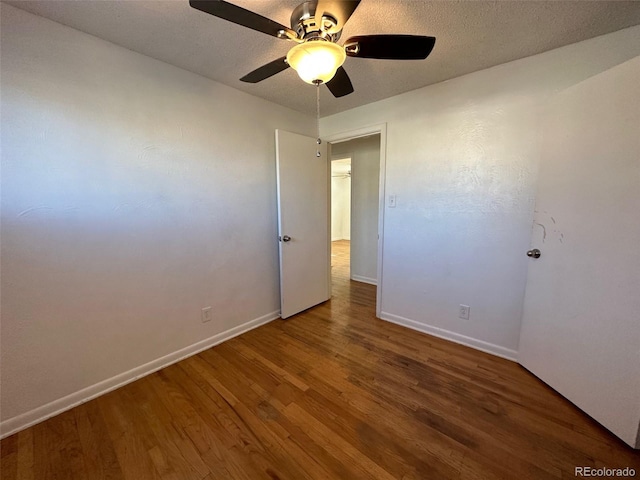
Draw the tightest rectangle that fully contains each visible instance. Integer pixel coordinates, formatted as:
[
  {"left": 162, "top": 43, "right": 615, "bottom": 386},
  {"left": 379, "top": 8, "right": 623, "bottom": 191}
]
[
  {"left": 459, "top": 304, "right": 470, "bottom": 320},
  {"left": 201, "top": 306, "right": 212, "bottom": 323}
]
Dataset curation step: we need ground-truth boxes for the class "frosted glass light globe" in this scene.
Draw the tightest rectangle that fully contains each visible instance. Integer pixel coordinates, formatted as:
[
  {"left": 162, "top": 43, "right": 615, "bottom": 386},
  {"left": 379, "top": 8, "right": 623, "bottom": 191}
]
[{"left": 286, "top": 41, "right": 346, "bottom": 84}]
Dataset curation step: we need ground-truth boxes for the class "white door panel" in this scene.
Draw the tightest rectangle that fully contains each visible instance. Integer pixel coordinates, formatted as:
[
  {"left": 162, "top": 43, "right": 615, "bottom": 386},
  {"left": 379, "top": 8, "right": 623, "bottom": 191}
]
[
  {"left": 518, "top": 58, "right": 640, "bottom": 447},
  {"left": 276, "top": 130, "right": 330, "bottom": 319}
]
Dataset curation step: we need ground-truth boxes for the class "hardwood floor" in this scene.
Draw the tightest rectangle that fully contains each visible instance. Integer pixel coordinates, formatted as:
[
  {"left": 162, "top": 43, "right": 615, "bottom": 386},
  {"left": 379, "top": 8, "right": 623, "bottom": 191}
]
[{"left": 2, "top": 240, "right": 638, "bottom": 479}]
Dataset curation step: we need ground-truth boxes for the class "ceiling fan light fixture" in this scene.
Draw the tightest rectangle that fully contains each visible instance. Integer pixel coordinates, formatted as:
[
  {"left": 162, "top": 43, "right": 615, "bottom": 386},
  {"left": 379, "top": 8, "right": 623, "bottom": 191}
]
[{"left": 286, "top": 41, "right": 346, "bottom": 84}]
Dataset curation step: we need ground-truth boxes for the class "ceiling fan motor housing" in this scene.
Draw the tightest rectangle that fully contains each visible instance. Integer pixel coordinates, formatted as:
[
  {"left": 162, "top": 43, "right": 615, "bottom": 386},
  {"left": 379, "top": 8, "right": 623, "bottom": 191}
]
[{"left": 291, "top": 1, "right": 340, "bottom": 41}]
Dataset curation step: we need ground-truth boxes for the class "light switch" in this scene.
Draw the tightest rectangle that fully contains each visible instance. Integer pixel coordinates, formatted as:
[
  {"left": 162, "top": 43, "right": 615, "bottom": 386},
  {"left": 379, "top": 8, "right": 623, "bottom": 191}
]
[{"left": 388, "top": 194, "right": 397, "bottom": 208}]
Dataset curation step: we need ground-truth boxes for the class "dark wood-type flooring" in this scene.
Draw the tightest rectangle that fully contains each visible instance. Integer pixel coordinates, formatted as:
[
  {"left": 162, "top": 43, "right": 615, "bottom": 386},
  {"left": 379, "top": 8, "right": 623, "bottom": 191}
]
[{"left": 1, "top": 239, "right": 639, "bottom": 479}]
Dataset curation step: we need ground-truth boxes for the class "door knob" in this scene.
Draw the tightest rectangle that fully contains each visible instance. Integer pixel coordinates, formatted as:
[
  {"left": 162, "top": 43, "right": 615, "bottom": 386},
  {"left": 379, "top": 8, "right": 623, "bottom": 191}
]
[
  {"left": 527, "top": 248, "right": 541, "bottom": 258},
  {"left": 281, "top": 235, "right": 291, "bottom": 242}
]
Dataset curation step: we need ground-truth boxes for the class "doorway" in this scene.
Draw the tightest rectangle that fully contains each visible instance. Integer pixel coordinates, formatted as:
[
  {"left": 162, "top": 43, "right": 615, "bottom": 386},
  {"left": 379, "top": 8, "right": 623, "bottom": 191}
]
[
  {"left": 274, "top": 125, "right": 386, "bottom": 318},
  {"left": 329, "top": 134, "right": 381, "bottom": 304},
  {"left": 330, "top": 158, "right": 352, "bottom": 286}
]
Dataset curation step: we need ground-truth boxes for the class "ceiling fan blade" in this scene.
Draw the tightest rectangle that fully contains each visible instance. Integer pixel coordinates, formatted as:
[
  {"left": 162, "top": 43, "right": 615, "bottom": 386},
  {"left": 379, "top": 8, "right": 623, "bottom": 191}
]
[
  {"left": 240, "top": 57, "right": 290, "bottom": 83},
  {"left": 189, "top": 0, "right": 296, "bottom": 39},
  {"left": 315, "top": 0, "right": 361, "bottom": 34},
  {"left": 345, "top": 35, "right": 436, "bottom": 60},
  {"left": 325, "top": 66, "right": 354, "bottom": 98}
]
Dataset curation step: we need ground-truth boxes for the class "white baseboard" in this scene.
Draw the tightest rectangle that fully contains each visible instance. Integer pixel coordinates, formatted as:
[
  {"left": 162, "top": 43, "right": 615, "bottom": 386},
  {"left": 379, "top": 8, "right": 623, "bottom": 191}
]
[
  {"left": 351, "top": 274, "right": 377, "bottom": 285},
  {"left": 379, "top": 311, "right": 518, "bottom": 362},
  {"left": 0, "top": 310, "right": 280, "bottom": 439}
]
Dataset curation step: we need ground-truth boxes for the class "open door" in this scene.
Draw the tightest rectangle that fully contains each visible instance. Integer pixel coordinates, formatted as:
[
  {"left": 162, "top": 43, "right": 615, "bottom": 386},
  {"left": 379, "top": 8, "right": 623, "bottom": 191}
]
[
  {"left": 275, "top": 129, "right": 330, "bottom": 319},
  {"left": 518, "top": 58, "right": 640, "bottom": 448}
]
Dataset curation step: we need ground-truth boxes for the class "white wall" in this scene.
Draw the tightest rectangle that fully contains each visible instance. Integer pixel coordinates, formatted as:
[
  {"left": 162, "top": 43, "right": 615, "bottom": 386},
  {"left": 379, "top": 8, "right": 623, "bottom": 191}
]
[
  {"left": 331, "top": 136, "right": 380, "bottom": 284},
  {"left": 331, "top": 160, "right": 351, "bottom": 241},
  {"left": 0, "top": 5, "right": 314, "bottom": 435},
  {"left": 321, "top": 26, "right": 640, "bottom": 359}
]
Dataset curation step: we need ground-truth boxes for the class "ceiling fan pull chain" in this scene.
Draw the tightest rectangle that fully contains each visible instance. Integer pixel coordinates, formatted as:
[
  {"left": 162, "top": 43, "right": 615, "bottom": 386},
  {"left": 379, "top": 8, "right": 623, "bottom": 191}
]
[{"left": 316, "top": 82, "right": 321, "bottom": 157}]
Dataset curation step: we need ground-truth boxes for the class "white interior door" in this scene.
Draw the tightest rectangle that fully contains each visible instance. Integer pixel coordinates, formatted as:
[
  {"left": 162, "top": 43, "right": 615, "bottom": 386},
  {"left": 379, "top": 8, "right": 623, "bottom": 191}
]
[
  {"left": 518, "top": 58, "right": 640, "bottom": 448},
  {"left": 276, "top": 129, "right": 330, "bottom": 319}
]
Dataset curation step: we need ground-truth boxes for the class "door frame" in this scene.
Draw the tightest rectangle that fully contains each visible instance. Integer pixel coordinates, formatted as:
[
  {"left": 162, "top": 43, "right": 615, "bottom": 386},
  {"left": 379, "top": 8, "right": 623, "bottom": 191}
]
[{"left": 324, "top": 123, "right": 387, "bottom": 317}]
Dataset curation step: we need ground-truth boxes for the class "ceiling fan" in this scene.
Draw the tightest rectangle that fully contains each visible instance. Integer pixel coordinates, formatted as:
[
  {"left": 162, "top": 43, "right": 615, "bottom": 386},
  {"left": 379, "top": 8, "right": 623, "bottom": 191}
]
[{"left": 189, "top": 0, "right": 436, "bottom": 98}]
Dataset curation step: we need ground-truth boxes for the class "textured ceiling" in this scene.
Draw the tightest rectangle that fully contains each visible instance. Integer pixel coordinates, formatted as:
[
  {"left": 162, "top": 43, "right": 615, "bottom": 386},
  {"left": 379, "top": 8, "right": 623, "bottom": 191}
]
[{"left": 6, "top": 0, "right": 640, "bottom": 116}]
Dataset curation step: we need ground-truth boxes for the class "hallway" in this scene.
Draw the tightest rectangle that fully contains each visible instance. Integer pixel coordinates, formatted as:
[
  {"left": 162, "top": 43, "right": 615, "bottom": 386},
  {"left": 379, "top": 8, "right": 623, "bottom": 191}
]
[{"left": 331, "top": 239, "right": 376, "bottom": 308}]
